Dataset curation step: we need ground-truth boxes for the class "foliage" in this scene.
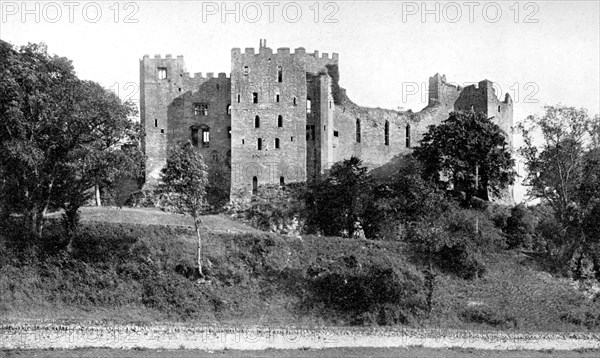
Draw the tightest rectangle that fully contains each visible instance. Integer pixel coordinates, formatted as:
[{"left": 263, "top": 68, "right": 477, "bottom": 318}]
[
  {"left": 0, "top": 41, "right": 140, "bottom": 238},
  {"left": 158, "top": 142, "right": 209, "bottom": 277},
  {"left": 518, "top": 105, "right": 600, "bottom": 277},
  {"left": 407, "top": 208, "right": 505, "bottom": 280},
  {"left": 305, "top": 256, "right": 427, "bottom": 325},
  {"left": 414, "top": 111, "right": 515, "bottom": 203},
  {"left": 242, "top": 184, "right": 305, "bottom": 235},
  {"left": 2, "top": 219, "right": 600, "bottom": 330},
  {"left": 362, "top": 156, "right": 450, "bottom": 240},
  {"left": 305, "top": 156, "right": 373, "bottom": 237},
  {"left": 505, "top": 204, "right": 536, "bottom": 249}
]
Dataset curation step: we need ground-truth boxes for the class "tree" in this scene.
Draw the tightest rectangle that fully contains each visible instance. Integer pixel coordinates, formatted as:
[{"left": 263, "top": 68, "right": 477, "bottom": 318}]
[
  {"left": 0, "top": 41, "right": 139, "bottom": 238},
  {"left": 414, "top": 111, "right": 516, "bottom": 204},
  {"left": 158, "top": 142, "right": 209, "bottom": 279},
  {"left": 306, "top": 156, "right": 372, "bottom": 237},
  {"left": 517, "top": 105, "right": 598, "bottom": 221},
  {"left": 518, "top": 105, "right": 600, "bottom": 273}
]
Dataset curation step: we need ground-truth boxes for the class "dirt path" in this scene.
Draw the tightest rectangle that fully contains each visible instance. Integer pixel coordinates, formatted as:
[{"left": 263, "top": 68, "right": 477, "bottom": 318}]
[{"left": 1, "top": 324, "right": 599, "bottom": 352}]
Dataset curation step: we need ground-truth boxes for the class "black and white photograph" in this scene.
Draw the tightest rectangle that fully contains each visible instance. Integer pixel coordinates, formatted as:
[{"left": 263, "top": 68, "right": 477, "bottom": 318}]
[{"left": 1, "top": 1, "right": 600, "bottom": 356}]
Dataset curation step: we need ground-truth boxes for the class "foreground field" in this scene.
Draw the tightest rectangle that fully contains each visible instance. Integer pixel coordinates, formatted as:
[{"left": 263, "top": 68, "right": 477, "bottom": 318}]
[
  {"left": 3, "top": 347, "right": 600, "bottom": 358},
  {"left": 2, "top": 206, "right": 600, "bottom": 353}
]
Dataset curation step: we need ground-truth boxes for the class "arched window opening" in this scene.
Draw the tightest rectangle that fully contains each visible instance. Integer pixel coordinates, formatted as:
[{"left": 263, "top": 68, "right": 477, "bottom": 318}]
[
  {"left": 277, "top": 66, "right": 283, "bottom": 82},
  {"left": 277, "top": 115, "right": 283, "bottom": 127},
  {"left": 356, "top": 118, "right": 361, "bottom": 143},
  {"left": 154, "top": 119, "right": 158, "bottom": 128},
  {"left": 255, "top": 115, "right": 260, "bottom": 128},
  {"left": 384, "top": 120, "right": 389, "bottom": 146},
  {"left": 275, "top": 138, "right": 280, "bottom": 149},
  {"left": 252, "top": 177, "right": 258, "bottom": 195},
  {"left": 257, "top": 138, "right": 262, "bottom": 150},
  {"left": 280, "top": 177, "right": 285, "bottom": 187}
]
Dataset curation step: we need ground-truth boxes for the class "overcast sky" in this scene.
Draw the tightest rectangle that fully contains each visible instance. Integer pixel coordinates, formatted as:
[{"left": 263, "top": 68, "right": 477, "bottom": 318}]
[{"left": 2, "top": 1, "right": 599, "bottom": 202}]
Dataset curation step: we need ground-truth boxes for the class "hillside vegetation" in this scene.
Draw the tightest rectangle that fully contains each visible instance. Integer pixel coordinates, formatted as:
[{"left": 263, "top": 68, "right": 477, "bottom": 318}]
[{"left": 1, "top": 208, "right": 599, "bottom": 332}]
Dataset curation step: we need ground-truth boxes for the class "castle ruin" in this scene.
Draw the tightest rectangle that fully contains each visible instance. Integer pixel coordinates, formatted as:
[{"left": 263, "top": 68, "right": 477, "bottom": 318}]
[{"left": 140, "top": 40, "right": 513, "bottom": 201}]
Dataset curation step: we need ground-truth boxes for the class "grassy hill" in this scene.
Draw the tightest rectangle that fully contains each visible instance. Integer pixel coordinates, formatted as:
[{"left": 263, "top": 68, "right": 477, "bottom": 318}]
[{"left": 1, "top": 207, "right": 599, "bottom": 332}]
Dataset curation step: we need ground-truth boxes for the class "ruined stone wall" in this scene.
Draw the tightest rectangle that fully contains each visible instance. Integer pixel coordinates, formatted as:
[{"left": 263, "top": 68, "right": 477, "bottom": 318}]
[
  {"left": 140, "top": 55, "right": 211, "bottom": 183},
  {"left": 166, "top": 75, "right": 232, "bottom": 189},
  {"left": 230, "top": 44, "right": 309, "bottom": 198}
]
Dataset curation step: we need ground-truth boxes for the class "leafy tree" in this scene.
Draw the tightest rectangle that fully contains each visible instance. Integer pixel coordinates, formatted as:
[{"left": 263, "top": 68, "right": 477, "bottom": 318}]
[
  {"left": 0, "top": 41, "right": 139, "bottom": 238},
  {"left": 414, "top": 111, "right": 516, "bottom": 204},
  {"left": 505, "top": 204, "right": 536, "bottom": 249},
  {"left": 518, "top": 105, "right": 600, "bottom": 275},
  {"left": 158, "top": 142, "right": 209, "bottom": 279},
  {"left": 306, "top": 156, "right": 372, "bottom": 237},
  {"left": 362, "top": 156, "right": 449, "bottom": 240}
]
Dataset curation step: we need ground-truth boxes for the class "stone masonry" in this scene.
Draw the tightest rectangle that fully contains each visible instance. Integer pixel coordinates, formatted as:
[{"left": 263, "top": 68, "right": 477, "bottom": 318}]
[{"left": 140, "top": 40, "right": 513, "bottom": 201}]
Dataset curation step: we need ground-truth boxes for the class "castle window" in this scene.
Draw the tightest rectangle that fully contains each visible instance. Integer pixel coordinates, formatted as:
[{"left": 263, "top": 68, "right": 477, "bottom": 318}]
[
  {"left": 178, "top": 87, "right": 182, "bottom": 93},
  {"left": 277, "top": 66, "right": 283, "bottom": 82},
  {"left": 255, "top": 115, "right": 260, "bottom": 128},
  {"left": 157, "top": 67, "right": 167, "bottom": 80},
  {"left": 253, "top": 92, "right": 258, "bottom": 103},
  {"left": 276, "top": 94, "right": 280, "bottom": 103},
  {"left": 160, "top": 128, "right": 165, "bottom": 134},
  {"left": 154, "top": 119, "right": 158, "bottom": 128},
  {"left": 306, "top": 125, "right": 315, "bottom": 141},
  {"left": 406, "top": 123, "right": 411, "bottom": 148},
  {"left": 356, "top": 118, "right": 361, "bottom": 143},
  {"left": 293, "top": 97, "right": 297, "bottom": 106},
  {"left": 291, "top": 136, "right": 294, "bottom": 142},
  {"left": 242, "top": 139, "right": 245, "bottom": 144},
  {"left": 202, "top": 128, "right": 210, "bottom": 147},
  {"left": 243, "top": 66, "right": 249, "bottom": 75},
  {"left": 278, "top": 115, "right": 283, "bottom": 127},
  {"left": 216, "top": 84, "right": 220, "bottom": 90},
  {"left": 252, "top": 177, "right": 258, "bottom": 195},
  {"left": 275, "top": 138, "right": 280, "bottom": 149},
  {"left": 227, "top": 126, "right": 231, "bottom": 138},
  {"left": 280, "top": 176, "right": 285, "bottom": 186},
  {"left": 237, "top": 94, "right": 241, "bottom": 103},
  {"left": 333, "top": 130, "right": 339, "bottom": 137},
  {"left": 384, "top": 120, "right": 389, "bottom": 146},
  {"left": 191, "top": 127, "right": 199, "bottom": 147},
  {"left": 227, "top": 104, "right": 231, "bottom": 115},
  {"left": 329, "top": 101, "right": 332, "bottom": 109},
  {"left": 498, "top": 105, "right": 501, "bottom": 113},
  {"left": 306, "top": 98, "right": 312, "bottom": 115},
  {"left": 257, "top": 138, "right": 262, "bottom": 150},
  {"left": 194, "top": 103, "right": 208, "bottom": 116}
]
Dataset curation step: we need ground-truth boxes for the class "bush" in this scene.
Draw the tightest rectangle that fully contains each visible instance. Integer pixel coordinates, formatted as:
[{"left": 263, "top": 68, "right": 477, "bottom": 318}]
[
  {"left": 305, "top": 255, "right": 427, "bottom": 325},
  {"left": 506, "top": 204, "right": 536, "bottom": 249},
  {"left": 407, "top": 208, "right": 505, "bottom": 280}
]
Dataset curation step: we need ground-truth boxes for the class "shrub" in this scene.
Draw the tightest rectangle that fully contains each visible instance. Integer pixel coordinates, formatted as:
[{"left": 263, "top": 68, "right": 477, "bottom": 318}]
[
  {"left": 506, "top": 204, "right": 536, "bottom": 249},
  {"left": 305, "top": 255, "right": 427, "bottom": 325}
]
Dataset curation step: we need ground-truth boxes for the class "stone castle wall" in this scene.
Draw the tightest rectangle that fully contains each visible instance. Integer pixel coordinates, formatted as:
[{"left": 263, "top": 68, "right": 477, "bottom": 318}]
[{"left": 139, "top": 41, "right": 514, "bottom": 202}]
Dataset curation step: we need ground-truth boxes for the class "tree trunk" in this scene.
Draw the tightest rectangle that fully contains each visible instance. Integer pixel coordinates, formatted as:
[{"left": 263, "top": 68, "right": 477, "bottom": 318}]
[
  {"left": 194, "top": 218, "right": 204, "bottom": 279},
  {"left": 95, "top": 185, "right": 102, "bottom": 206}
]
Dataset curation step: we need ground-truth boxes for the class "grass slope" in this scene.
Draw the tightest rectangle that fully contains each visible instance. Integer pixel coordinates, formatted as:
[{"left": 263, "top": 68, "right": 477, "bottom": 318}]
[{"left": 1, "top": 207, "right": 599, "bottom": 332}]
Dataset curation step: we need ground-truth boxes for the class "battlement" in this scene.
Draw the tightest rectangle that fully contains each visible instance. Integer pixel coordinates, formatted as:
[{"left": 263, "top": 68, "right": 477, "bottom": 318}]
[
  {"left": 180, "top": 72, "right": 230, "bottom": 80},
  {"left": 231, "top": 43, "right": 339, "bottom": 61},
  {"left": 142, "top": 54, "right": 185, "bottom": 62}
]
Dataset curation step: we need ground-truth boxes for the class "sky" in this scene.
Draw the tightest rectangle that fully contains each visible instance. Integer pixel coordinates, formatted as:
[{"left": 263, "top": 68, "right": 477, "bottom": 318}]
[{"left": 1, "top": 0, "right": 599, "bottom": 203}]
